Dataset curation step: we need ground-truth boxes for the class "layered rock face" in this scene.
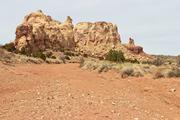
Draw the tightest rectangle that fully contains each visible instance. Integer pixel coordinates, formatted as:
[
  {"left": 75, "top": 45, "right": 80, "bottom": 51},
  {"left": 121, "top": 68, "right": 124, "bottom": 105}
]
[
  {"left": 74, "top": 22, "right": 121, "bottom": 57},
  {"left": 14, "top": 10, "right": 75, "bottom": 53}
]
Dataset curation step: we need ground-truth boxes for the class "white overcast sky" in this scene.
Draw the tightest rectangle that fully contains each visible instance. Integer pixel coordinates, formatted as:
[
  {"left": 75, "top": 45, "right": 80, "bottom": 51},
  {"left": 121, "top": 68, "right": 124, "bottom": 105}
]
[{"left": 0, "top": 0, "right": 179, "bottom": 55}]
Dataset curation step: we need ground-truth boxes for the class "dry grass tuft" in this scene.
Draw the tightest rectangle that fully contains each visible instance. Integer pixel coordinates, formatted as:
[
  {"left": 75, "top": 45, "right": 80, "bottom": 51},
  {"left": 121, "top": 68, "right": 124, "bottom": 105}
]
[
  {"left": 153, "top": 71, "right": 164, "bottom": 79},
  {"left": 80, "top": 57, "right": 180, "bottom": 79},
  {"left": 120, "top": 66, "right": 134, "bottom": 78}
]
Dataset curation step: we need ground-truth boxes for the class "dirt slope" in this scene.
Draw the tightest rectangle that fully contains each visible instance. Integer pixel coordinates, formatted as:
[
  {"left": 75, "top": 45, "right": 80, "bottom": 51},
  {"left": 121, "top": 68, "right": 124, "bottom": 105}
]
[{"left": 0, "top": 63, "right": 180, "bottom": 120}]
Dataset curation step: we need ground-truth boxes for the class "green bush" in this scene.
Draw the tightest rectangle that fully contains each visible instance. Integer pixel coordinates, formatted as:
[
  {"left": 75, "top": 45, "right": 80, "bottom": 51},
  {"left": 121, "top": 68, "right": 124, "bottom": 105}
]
[
  {"left": 33, "top": 51, "right": 46, "bottom": 61},
  {"left": 105, "top": 50, "right": 125, "bottom": 63},
  {"left": 2, "top": 43, "right": 16, "bottom": 52}
]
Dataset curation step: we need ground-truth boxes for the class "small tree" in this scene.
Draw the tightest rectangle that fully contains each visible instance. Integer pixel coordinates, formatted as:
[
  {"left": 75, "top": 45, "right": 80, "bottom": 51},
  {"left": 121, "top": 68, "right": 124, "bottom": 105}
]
[{"left": 105, "top": 50, "right": 125, "bottom": 63}]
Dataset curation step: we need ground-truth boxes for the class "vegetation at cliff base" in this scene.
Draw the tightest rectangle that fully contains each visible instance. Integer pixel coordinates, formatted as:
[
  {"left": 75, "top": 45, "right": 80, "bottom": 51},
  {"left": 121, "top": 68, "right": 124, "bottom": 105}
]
[
  {"left": 2, "top": 43, "right": 16, "bottom": 52},
  {"left": 105, "top": 50, "right": 125, "bottom": 63}
]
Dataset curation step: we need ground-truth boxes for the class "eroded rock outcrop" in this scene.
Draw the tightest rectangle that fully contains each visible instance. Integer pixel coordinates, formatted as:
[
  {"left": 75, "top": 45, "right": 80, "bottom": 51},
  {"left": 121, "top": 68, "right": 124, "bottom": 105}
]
[
  {"left": 13, "top": 10, "right": 152, "bottom": 61},
  {"left": 125, "top": 37, "right": 144, "bottom": 54},
  {"left": 14, "top": 10, "right": 75, "bottom": 53},
  {"left": 74, "top": 22, "right": 121, "bottom": 57}
]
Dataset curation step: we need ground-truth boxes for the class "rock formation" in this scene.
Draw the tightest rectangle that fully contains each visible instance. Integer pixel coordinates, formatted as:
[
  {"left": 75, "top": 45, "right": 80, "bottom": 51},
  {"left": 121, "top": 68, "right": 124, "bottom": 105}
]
[
  {"left": 13, "top": 10, "right": 152, "bottom": 61},
  {"left": 14, "top": 10, "right": 75, "bottom": 53},
  {"left": 74, "top": 22, "right": 121, "bottom": 57},
  {"left": 125, "top": 37, "right": 144, "bottom": 54}
]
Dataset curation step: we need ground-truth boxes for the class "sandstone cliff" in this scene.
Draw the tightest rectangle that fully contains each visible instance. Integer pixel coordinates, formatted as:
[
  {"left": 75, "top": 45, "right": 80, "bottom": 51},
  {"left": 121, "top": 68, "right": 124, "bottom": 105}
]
[
  {"left": 13, "top": 10, "right": 152, "bottom": 61},
  {"left": 74, "top": 22, "right": 121, "bottom": 58},
  {"left": 15, "top": 10, "right": 75, "bottom": 53}
]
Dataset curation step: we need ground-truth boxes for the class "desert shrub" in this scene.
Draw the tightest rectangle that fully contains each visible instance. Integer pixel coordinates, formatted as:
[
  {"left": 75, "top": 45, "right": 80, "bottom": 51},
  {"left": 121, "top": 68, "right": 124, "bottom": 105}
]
[
  {"left": 153, "top": 68, "right": 180, "bottom": 79},
  {"left": 176, "top": 56, "right": 180, "bottom": 66},
  {"left": 171, "top": 68, "right": 180, "bottom": 77},
  {"left": 51, "top": 56, "right": 56, "bottom": 59},
  {"left": 2, "top": 43, "right": 16, "bottom": 52},
  {"left": 45, "top": 51, "right": 53, "bottom": 58},
  {"left": 18, "top": 47, "right": 31, "bottom": 56},
  {"left": 33, "top": 51, "right": 46, "bottom": 61},
  {"left": 0, "top": 48, "right": 12, "bottom": 61},
  {"left": 98, "top": 56, "right": 104, "bottom": 60},
  {"left": 141, "top": 61, "right": 152, "bottom": 65},
  {"left": 152, "top": 58, "right": 164, "bottom": 66},
  {"left": 59, "top": 54, "right": 66, "bottom": 63},
  {"left": 83, "top": 53, "right": 88, "bottom": 58},
  {"left": 133, "top": 71, "right": 144, "bottom": 77},
  {"left": 64, "top": 51, "right": 75, "bottom": 56},
  {"left": 121, "top": 67, "right": 134, "bottom": 78},
  {"left": 19, "top": 47, "right": 26, "bottom": 55},
  {"left": 165, "top": 68, "right": 180, "bottom": 78},
  {"left": 153, "top": 71, "right": 164, "bottom": 79},
  {"left": 126, "top": 59, "right": 140, "bottom": 64},
  {"left": 0, "top": 48, "right": 5, "bottom": 57},
  {"left": 105, "top": 50, "right": 125, "bottom": 63},
  {"left": 81, "top": 60, "right": 99, "bottom": 70},
  {"left": 58, "top": 48, "right": 65, "bottom": 52},
  {"left": 97, "top": 64, "right": 110, "bottom": 73},
  {"left": 65, "top": 55, "right": 70, "bottom": 60},
  {"left": 79, "top": 57, "right": 85, "bottom": 68},
  {"left": 166, "top": 70, "right": 175, "bottom": 78}
]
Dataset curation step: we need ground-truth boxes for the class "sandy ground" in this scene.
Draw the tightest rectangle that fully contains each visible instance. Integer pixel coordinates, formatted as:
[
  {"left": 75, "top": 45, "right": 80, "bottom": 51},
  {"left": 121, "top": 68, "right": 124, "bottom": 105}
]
[{"left": 0, "top": 63, "right": 180, "bottom": 120}]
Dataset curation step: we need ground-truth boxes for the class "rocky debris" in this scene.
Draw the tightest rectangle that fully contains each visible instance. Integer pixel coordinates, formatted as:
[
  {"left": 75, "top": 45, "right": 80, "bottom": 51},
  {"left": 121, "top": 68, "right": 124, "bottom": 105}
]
[
  {"left": 125, "top": 37, "right": 144, "bottom": 54},
  {"left": 14, "top": 10, "right": 75, "bottom": 53}
]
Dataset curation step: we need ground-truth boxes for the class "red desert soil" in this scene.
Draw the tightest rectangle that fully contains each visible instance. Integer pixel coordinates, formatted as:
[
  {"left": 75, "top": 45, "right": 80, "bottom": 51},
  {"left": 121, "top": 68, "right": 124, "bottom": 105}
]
[{"left": 0, "top": 63, "right": 180, "bottom": 120}]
